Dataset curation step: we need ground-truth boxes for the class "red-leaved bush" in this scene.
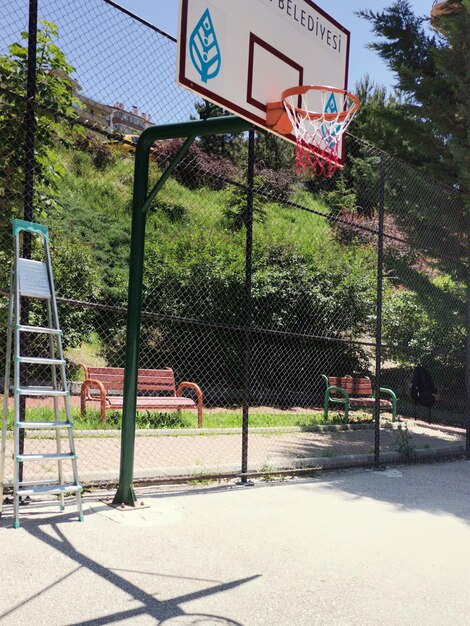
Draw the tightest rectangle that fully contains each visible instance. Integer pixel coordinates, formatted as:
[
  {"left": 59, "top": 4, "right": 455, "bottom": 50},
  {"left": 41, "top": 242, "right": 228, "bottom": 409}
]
[{"left": 153, "top": 139, "right": 240, "bottom": 190}]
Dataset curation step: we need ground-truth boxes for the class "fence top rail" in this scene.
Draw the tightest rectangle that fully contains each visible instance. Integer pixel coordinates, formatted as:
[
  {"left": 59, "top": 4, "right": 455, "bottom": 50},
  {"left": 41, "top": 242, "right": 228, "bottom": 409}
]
[{"left": 101, "top": 0, "right": 177, "bottom": 42}]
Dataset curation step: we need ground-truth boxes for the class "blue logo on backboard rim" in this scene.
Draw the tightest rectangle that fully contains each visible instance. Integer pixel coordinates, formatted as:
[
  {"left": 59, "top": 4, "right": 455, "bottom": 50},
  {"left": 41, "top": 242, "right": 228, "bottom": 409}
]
[{"left": 189, "top": 8, "right": 221, "bottom": 83}]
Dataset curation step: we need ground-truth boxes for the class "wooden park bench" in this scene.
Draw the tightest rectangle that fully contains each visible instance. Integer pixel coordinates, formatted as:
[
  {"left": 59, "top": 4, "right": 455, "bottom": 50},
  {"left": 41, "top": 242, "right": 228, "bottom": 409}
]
[
  {"left": 80, "top": 365, "right": 203, "bottom": 427},
  {"left": 322, "top": 375, "right": 397, "bottom": 422}
]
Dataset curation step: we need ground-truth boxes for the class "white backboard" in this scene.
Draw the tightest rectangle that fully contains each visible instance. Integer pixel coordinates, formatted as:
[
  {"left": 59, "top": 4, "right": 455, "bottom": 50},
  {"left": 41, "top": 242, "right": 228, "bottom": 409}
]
[{"left": 177, "top": 0, "right": 350, "bottom": 159}]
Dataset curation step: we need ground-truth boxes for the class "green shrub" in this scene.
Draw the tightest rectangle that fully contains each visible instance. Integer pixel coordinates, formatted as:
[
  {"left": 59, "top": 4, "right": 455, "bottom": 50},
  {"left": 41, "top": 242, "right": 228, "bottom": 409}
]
[
  {"left": 382, "top": 286, "right": 465, "bottom": 372},
  {"left": 326, "top": 174, "right": 357, "bottom": 215},
  {"left": 103, "top": 410, "right": 190, "bottom": 429},
  {"left": 36, "top": 234, "right": 102, "bottom": 350},
  {"left": 222, "top": 175, "right": 268, "bottom": 231},
  {"left": 153, "top": 200, "right": 187, "bottom": 223},
  {"left": 73, "top": 133, "right": 116, "bottom": 170}
]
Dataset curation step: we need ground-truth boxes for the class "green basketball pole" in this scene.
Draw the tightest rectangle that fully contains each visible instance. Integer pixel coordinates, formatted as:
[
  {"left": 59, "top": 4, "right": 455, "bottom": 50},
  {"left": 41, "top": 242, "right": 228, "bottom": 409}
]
[{"left": 113, "top": 116, "right": 253, "bottom": 506}]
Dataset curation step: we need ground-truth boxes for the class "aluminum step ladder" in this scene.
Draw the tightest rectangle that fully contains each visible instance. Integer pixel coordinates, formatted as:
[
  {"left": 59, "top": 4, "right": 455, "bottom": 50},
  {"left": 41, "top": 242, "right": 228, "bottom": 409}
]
[{"left": 0, "top": 219, "right": 83, "bottom": 527}]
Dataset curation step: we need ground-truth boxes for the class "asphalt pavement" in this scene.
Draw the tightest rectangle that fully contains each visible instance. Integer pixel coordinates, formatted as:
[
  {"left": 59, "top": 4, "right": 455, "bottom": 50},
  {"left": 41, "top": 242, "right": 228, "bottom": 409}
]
[{"left": 2, "top": 460, "right": 470, "bottom": 625}]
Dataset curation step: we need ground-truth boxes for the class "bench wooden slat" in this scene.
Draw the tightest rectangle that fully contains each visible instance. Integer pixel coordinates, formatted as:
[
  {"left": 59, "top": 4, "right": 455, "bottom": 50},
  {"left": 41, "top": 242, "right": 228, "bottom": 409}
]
[
  {"left": 136, "top": 380, "right": 175, "bottom": 392},
  {"left": 84, "top": 366, "right": 177, "bottom": 394},
  {"left": 85, "top": 367, "right": 175, "bottom": 377},
  {"left": 108, "top": 397, "right": 197, "bottom": 409},
  {"left": 328, "top": 376, "right": 372, "bottom": 396},
  {"left": 349, "top": 398, "right": 392, "bottom": 407}
]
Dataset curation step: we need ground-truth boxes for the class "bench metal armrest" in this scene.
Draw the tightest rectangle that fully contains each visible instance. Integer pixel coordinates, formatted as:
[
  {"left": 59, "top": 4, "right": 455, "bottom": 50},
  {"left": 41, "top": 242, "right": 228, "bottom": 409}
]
[
  {"left": 176, "top": 382, "right": 204, "bottom": 428},
  {"left": 79, "top": 363, "right": 89, "bottom": 380},
  {"left": 379, "top": 387, "right": 397, "bottom": 402},
  {"left": 322, "top": 376, "right": 350, "bottom": 402},
  {"left": 323, "top": 382, "right": 350, "bottom": 423},
  {"left": 177, "top": 381, "right": 203, "bottom": 401},
  {"left": 379, "top": 387, "right": 397, "bottom": 421},
  {"left": 80, "top": 378, "right": 108, "bottom": 422},
  {"left": 326, "top": 385, "right": 350, "bottom": 401},
  {"left": 81, "top": 378, "right": 107, "bottom": 401}
]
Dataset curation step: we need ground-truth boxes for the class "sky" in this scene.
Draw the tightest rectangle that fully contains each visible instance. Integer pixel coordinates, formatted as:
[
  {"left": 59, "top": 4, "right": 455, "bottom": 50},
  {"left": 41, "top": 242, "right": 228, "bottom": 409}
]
[
  {"left": 0, "top": 0, "right": 436, "bottom": 127},
  {"left": 115, "top": 0, "right": 435, "bottom": 91}
]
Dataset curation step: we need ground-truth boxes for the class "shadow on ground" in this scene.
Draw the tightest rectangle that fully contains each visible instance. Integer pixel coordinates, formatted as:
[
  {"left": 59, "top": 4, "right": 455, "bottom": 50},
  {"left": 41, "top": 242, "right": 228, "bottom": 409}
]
[
  {"left": 299, "top": 459, "right": 470, "bottom": 524},
  {"left": 0, "top": 510, "right": 258, "bottom": 625}
]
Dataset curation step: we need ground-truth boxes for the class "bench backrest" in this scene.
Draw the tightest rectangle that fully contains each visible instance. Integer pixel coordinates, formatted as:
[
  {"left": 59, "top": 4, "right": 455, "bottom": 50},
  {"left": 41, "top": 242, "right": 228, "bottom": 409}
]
[
  {"left": 82, "top": 366, "right": 176, "bottom": 396},
  {"left": 327, "top": 376, "right": 372, "bottom": 397}
]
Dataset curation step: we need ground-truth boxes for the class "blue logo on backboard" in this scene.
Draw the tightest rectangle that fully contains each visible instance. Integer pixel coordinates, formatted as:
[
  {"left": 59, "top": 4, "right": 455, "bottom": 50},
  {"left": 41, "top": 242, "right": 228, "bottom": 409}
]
[
  {"left": 325, "top": 93, "right": 338, "bottom": 115},
  {"left": 322, "top": 92, "right": 341, "bottom": 148},
  {"left": 189, "top": 9, "right": 221, "bottom": 83}
]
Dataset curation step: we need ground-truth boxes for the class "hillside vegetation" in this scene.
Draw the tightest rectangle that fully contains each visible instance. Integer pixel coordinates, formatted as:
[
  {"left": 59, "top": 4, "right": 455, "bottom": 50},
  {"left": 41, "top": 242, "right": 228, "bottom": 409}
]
[{"left": 34, "top": 140, "right": 380, "bottom": 396}]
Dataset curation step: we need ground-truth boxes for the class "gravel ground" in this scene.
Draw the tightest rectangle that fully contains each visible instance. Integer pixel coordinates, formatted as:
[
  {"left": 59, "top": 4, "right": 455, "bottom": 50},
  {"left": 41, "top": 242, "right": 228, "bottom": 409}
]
[{"left": 1, "top": 418, "right": 465, "bottom": 484}]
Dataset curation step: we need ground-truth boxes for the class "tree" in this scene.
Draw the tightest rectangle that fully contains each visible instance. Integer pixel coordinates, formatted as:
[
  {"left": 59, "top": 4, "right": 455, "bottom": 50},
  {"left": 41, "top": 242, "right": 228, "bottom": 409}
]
[
  {"left": 0, "top": 20, "right": 77, "bottom": 225},
  {"left": 325, "top": 173, "right": 357, "bottom": 216},
  {"left": 358, "top": 1, "right": 470, "bottom": 393},
  {"left": 357, "top": 0, "right": 470, "bottom": 193},
  {"left": 192, "top": 100, "right": 247, "bottom": 166},
  {"left": 0, "top": 22, "right": 94, "bottom": 360},
  {"left": 254, "top": 129, "right": 294, "bottom": 171},
  {"left": 222, "top": 175, "right": 267, "bottom": 231},
  {"left": 350, "top": 75, "right": 438, "bottom": 170}
]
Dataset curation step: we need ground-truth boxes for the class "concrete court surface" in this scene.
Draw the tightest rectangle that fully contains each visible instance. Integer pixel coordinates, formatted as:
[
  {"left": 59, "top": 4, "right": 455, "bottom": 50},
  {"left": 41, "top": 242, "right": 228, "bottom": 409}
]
[{"left": 2, "top": 461, "right": 470, "bottom": 625}]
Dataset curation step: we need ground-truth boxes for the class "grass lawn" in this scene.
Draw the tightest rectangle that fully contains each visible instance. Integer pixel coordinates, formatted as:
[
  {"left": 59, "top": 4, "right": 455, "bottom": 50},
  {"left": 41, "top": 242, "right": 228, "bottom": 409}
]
[{"left": 2, "top": 405, "right": 374, "bottom": 431}]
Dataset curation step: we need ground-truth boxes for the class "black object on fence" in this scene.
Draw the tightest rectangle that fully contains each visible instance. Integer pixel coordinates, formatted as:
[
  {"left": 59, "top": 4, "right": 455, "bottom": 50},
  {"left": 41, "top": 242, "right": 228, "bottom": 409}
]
[{"left": 410, "top": 365, "right": 438, "bottom": 424}]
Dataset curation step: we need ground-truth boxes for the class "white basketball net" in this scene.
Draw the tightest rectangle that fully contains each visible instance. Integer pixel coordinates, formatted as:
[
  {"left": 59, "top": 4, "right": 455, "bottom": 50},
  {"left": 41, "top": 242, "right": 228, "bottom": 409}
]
[{"left": 283, "top": 86, "right": 360, "bottom": 178}]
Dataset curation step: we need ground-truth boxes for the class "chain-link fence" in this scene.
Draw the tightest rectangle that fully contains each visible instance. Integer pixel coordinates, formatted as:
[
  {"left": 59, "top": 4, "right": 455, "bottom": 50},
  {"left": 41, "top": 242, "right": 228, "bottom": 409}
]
[{"left": 1, "top": 0, "right": 468, "bottom": 491}]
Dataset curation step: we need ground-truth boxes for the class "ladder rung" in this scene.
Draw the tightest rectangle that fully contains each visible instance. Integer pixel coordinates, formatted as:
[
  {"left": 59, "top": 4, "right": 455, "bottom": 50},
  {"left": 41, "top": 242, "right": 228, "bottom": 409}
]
[
  {"left": 16, "top": 453, "right": 78, "bottom": 462},
  {"left": 17, "top": 356, "right": 66, "bottom": 366},
  {"left": 16, "top": 421, "right": 72, "bottom": 430},
  {"left": 17, "top": 483, "right": 82, "bottom": 496},
  {"left": 18, "top": 478, "right": 71, "bottom": 487},
  {"left": 17, "top": 325, "right": 62, "bottom": 336},
  {"left": 17, "top": 387, "right": 69, "bottom": 397}
]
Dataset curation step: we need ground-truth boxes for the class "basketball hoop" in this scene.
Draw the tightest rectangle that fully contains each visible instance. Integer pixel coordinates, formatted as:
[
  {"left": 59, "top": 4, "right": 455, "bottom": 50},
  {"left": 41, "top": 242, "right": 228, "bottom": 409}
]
[{"left": 266, "top": 85, "right": 361, "bottom": 178}]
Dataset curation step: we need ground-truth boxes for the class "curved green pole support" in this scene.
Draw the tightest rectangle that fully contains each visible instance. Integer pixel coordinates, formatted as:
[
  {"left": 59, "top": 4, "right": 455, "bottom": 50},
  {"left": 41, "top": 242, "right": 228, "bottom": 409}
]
[{"left": 113, "top": 115, "right": 253, "bottom": 506}]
